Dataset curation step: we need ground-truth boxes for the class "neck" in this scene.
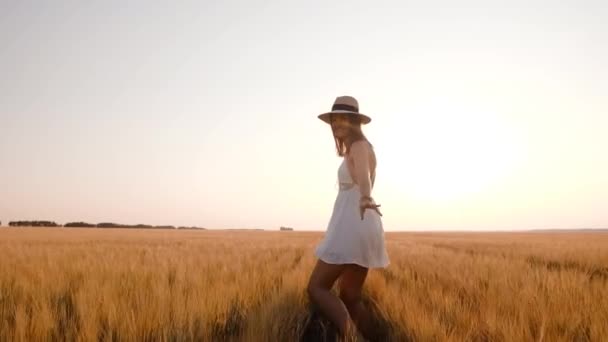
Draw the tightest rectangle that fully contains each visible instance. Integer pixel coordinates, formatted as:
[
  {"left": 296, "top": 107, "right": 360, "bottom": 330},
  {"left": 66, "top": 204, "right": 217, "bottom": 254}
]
[
  {"left": 347, "top": 135, "right": 366, "bottom": 146},
  {"left": 343, "top": 134, "right": 358, "bottom": 146}
]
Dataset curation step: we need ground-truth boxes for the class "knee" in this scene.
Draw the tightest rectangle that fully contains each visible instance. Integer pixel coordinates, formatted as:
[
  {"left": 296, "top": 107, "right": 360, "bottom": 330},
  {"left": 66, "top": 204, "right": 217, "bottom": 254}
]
[
  {"left": 306, "top": 282, "right": 317, "bottom": 299},
  {"left": 339, "top": 291, "right": 361, "bottom": 312}
]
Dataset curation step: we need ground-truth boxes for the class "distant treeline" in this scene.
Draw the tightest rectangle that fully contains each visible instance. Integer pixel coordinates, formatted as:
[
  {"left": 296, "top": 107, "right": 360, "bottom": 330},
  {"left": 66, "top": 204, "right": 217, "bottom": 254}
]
[
  {"left": 9, "top": 220, "right": 60, "bottom": 227},
  {"left": 66, "top": 222, "right": 182, "bottom": 229},
  {"left": 6, "top": 221, "right": 205, "bottom": 230}
]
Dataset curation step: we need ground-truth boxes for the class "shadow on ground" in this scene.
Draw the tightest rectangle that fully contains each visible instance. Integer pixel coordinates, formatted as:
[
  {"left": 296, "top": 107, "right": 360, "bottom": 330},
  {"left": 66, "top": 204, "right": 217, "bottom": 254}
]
[{"left": 299, "top": 296, "right": 396, "bottom": 342}]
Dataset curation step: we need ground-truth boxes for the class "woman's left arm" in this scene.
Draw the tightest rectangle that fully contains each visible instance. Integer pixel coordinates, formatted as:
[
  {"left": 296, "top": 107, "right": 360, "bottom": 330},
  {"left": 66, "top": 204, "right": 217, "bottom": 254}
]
[
  {"left": 351, "top": 140, "right": 372, "bottom": 198},
  {"left": 351, "top": 141, "right": 382, "bottom": 219}
]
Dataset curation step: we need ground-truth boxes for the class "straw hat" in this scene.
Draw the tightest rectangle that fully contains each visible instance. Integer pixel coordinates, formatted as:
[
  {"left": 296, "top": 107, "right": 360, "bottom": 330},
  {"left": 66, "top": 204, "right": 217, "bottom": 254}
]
[{"left": 317, "top": 95, "right": 371, "bottom": 124}]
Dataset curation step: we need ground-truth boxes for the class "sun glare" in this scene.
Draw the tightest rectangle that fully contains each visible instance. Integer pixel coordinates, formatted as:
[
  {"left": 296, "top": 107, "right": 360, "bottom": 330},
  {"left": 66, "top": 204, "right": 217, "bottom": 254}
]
[{"left": 380, "top": 99, "right": 524, "bottom": 203}]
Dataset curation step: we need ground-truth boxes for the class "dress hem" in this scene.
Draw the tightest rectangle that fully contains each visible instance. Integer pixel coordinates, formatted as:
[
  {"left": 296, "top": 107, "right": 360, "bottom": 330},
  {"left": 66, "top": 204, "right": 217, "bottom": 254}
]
[{"left": 316, "top": 254, "right": 390, "bottom": 269}]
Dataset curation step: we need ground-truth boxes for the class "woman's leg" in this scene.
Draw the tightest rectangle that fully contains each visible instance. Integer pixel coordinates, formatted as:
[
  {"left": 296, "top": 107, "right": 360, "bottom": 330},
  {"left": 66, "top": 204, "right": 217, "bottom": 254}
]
[
  {"left": 339, "top": 264, "right": 375, "bottom": 340},
  {"left": 306, "top": 259, "right": 356, "bottom": 339}
]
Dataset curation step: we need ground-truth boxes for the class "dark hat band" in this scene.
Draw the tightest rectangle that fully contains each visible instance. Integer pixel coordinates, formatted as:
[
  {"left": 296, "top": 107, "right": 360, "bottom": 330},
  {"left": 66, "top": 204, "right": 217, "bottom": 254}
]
[{"left": 331, "top": 103, "right": 358, "bottom": 112}]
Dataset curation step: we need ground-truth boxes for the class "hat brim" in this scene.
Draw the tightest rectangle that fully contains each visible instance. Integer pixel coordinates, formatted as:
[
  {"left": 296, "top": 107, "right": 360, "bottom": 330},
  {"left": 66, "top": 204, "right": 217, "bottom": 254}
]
[{"left": 317, "top": 110, "right": 372, "bottom": 124}]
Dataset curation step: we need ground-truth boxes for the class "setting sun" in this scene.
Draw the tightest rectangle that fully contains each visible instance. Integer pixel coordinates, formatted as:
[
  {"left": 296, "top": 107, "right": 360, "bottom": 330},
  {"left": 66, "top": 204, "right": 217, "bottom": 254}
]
[{"left": 379, "top": 98, "right": 524, "bottom": 203}]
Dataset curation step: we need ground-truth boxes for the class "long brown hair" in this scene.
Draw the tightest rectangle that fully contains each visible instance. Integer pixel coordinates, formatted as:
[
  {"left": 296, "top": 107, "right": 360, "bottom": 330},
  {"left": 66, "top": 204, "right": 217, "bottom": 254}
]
[{"left": 330, "top": 114, "right": 371, "bottom": 156}]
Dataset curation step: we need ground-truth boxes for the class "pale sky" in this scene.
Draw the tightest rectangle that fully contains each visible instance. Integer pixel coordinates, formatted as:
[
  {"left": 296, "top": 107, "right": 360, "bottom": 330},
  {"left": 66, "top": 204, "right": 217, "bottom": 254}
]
[{"left": 1, "top": 0, "right": 607, "bottom": 231}]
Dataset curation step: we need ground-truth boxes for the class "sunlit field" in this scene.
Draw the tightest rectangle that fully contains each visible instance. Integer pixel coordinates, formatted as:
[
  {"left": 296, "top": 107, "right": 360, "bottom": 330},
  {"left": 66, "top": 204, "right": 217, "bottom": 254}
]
[{"left": 1, "top": 227, "right": 607, "bottom": 341}]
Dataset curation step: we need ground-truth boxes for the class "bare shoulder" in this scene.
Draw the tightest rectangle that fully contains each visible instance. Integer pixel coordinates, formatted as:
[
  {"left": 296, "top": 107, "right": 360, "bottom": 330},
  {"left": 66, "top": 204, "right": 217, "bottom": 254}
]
[
  {"left": 349, "top": 140, "right": 375, "bottom": 167},
  {"left": 350, "top": 139, "right": 372, "bottom": 154}
]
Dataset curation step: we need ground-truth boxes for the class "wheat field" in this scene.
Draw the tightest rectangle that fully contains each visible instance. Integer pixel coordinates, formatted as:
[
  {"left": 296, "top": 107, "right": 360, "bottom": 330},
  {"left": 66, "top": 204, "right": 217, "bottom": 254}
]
[{"left": 0, "top": 227, "right": 607, "bottom": 341}]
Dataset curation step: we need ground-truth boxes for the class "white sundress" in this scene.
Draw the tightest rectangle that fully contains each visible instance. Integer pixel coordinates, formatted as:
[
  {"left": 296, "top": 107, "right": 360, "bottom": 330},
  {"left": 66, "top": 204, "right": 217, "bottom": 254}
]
[{"left": 314, "top": 157, "right": 390, "bottom": 269}]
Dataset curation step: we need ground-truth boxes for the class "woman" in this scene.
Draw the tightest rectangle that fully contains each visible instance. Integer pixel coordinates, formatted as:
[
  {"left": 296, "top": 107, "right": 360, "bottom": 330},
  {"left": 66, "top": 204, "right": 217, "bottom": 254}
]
[{"left": 307, "top": 95, "right": 390, "bottom": 341}]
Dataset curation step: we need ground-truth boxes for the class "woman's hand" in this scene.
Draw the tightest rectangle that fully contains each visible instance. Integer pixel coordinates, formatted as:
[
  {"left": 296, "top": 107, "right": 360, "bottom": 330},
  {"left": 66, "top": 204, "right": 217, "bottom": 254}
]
[{"left": 359, "top": 196, "right": 382, "bottom": 220}]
